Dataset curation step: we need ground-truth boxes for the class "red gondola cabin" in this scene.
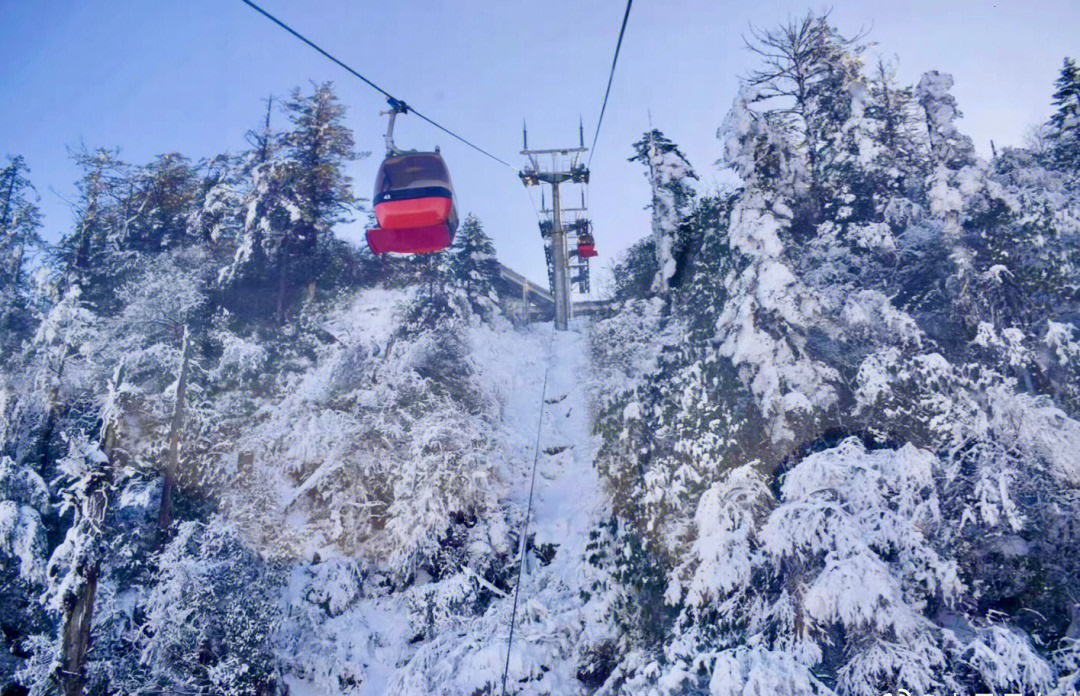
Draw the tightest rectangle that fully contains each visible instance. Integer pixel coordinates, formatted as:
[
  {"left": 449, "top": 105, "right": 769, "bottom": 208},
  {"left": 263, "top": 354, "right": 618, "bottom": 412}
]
[
  {"left": 577, "top": 231, "right": 598, "bottom": 259},
  {"left": 366, "top": 152, "right": 459, "bottom": 255}
]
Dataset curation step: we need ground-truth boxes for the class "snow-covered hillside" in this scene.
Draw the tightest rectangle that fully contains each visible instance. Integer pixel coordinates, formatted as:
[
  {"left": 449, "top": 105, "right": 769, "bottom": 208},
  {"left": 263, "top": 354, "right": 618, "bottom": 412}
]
[
  {"left": 3, "top": 11, "right": 1080, "bottom": 696},
  {"left": 586, "top": 16, "right": 1080, "bottom": 696},
  {"left": 273, "top": 314, "right": 612, "bottom": 695}
]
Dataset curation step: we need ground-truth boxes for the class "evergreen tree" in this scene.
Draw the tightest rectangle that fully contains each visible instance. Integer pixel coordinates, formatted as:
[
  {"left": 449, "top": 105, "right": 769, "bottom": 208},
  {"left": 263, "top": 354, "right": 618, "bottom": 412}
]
[
  {"left": 445, "top": 213, "right": 499, "bottom": 314},
  {"left": 912, "top": 70, "right": 979, "bottom": 253},
  {"left": 863, "top": 59, "right": 928, "bottom": 204},
  {"left": 917, "top": 70, "right": 975, "bottom": 171},
  {"left": 0, "top": 454, "right": 50, "bottom": 692},
  {"left": 629, "top": 129, "right": 697, "bottom": 295},
  {"left": 743, "top": 11, "right": 861, "bottom": 226},
  {"left": 1048, "top": 57, "right": 1080, "bottom": 172},
  {"left": 123, "top": 152, "right": 199, "bottom": 253},
  {"left": 189, "top": 153, "right": 242, "bottom": 247},
  {"left": 227, "top": 124, "right": 286, "bottom": 319},
  {"left": 0, "top": 156, "right": 43, "bottom": 359},
  {"left": 41, "top": 364, "right": 126, "bottom": 696},
  {"left": 673, "top": 193, "right": 736, "bottom": 337},
  {"left": 281, "top": 82, "right": 356, "bottom": 254},
  {"left": 0, "top": 156, "right": 42, "bottom": 291},
  {"left": 227, "top": 83, "right": 358, "bottom": 324},
  {"left": 279, "top": 82, "right": 357, "bottom": 323},
  {"left": 54, "top": 147, "right": 130, "bottom": 308},
  {"left": 610, "top": 236, "right": 657, "bottom": 301},
  {"left": 131, "top": 518, "right": 284, "bottom": 693},
  {"left": 790, "top": 54, "right": 926, "bottom": 302}
]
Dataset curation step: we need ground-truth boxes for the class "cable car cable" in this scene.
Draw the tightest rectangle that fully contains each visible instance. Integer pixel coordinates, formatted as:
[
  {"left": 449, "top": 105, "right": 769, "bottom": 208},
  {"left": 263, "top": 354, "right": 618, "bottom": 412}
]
[
  {"left": 238, "top": 0, "right": 516, "bottom": 170},
  {"left": 587, "top": 0, "right": 633, "bottom": 169},
  {"left": 499, "top": 325, "right": 556, "bottom": 696}
]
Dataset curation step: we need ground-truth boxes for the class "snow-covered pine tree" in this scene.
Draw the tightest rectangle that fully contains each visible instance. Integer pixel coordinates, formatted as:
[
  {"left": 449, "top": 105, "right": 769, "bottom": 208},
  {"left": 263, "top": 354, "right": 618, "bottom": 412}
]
[
  {"left": 282, "top": 83, "right": 357, "bottom": 254},
  {"left": 444, "top": 213, "right": 499, "bottom": 315},
  {"left": 130, "top": 516, "right": 284, "bottom": 693},
  {"left": 0, "top": 155, "right": 43, "bottom": 360},
  {"left": 861, "top": 58, "right": 929, "bottom": 243},
  {"left": 39, "top": 363, "right": 126, "bottom": 696},
  {"left": 917, "top": 70, "right": 976, "bottom": 169},
  {"left": 279, "top": 82, "right": 358, "bottom": 321},
  {"left": 743, "top": 11, "right": 862, "bottom": 233},
  {"left": 123, "top": 153, "right": 199, "bottom": 254},
  {"left": 673, "top": 193, "right": 737, "bottom": 336},
  {"left": 225, "top": 106, "right": 285, "bottom": 320},
  {"left": 226, "top": 83, "right": 358, "bottom": 324},
  {"left": 0, "top": 454, "right": 51, "bottom": 691},
  {"left": 609, "top": 236, "right": 658, "bottom": 301},
  {"left": 52, "top": 147, "right": 131, "bottom": 312},
  {"left": 1048, "top": 56, "right": 1080, "bottom": 173},
  {"left": 0, "top": 156, "right": 42, "bottom": 290},
  {"left": 916, "top": 71, "right": 978, "bottom": 234},
  {"left": 188, "top": 153, "right": 242, "bottom": 247},
  {"left": 866, "top": 59, "right": 924, "bottom": 172},
  {"left": 15, "top": 280, "right": 100, "bottom": 480},
  {"left": 629, "top": 129, "right": 697, "bottom": 295}
]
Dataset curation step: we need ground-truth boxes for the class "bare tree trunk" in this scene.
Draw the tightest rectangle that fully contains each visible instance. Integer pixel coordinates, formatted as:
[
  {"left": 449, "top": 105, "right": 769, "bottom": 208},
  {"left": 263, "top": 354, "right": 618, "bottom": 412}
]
[
  {"left": 257, "top": 95, "right": 274, "bottom": 164},
  {"left": 60, "top": 557, "right": 99, "bottom": 696},
  {"left": 276, "top": 254, "right": 287, "bottom": 326},
  {"left": 60, "top": 393, "right": 121, "bottom": 696},
  {"left": 159, "top": 326, "right": 191, "bottom": 530}
]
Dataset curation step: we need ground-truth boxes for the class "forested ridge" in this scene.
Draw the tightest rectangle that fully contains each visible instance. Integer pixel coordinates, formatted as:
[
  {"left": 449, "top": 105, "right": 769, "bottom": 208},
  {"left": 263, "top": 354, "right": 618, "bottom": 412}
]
[{"left": 3, "top": 12, "right": 1080, "bottom": 696}]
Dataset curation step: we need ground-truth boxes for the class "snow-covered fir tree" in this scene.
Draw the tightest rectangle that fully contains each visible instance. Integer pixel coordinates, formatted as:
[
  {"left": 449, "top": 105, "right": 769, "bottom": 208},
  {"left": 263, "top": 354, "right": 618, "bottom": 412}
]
[
  {"left": 0, "top": 155, "right": 43, "bottom": 360},
  {"left": 629, "top": 130, "right": 697, "bottom": 296},
  {"left": 1048, "top": 56, "right": 1080, "bottom": 173},
  {"left": 444, "top": 213, "right": 500, "bottom": 316},
  {"left": 227, "top": 83, "right": 360, "bottom": 325},
  {"left": 122, "top": 153, "right": 199, "bottom": 254}
]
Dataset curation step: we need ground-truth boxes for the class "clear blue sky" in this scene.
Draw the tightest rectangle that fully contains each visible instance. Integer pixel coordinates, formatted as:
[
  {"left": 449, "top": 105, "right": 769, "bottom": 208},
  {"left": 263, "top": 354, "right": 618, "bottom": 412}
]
[{"left": 3, "top": 0, "right": 1078, "bottom": 291}]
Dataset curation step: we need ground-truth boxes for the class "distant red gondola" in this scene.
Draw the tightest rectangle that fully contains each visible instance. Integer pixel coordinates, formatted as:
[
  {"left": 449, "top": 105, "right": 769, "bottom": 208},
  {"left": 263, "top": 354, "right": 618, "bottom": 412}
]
[{"left": 577, "top": 229, "right": 598, "bottom": 259}]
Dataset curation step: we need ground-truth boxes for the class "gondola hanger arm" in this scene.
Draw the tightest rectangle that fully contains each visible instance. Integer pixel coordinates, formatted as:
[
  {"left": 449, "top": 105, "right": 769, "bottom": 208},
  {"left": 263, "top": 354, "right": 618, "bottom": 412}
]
[{"left": 382, "top": 98, "right": 413, "bottom": 156}]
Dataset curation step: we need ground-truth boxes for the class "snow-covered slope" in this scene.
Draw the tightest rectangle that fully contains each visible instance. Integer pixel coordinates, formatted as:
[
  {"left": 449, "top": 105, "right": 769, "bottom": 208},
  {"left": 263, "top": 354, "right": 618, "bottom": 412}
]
[{"left": 277, "top": 317, "right": 614, "bottom": 696}]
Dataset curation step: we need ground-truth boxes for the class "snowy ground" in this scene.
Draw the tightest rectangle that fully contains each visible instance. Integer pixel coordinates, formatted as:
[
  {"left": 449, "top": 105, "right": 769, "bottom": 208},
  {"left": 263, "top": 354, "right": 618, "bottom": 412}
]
[
  {"left": 284, "top": 317, "right": 611, "bottom": 695},
  {"left": 478, "top": 318, "right": 605, "bottom": 561}
]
